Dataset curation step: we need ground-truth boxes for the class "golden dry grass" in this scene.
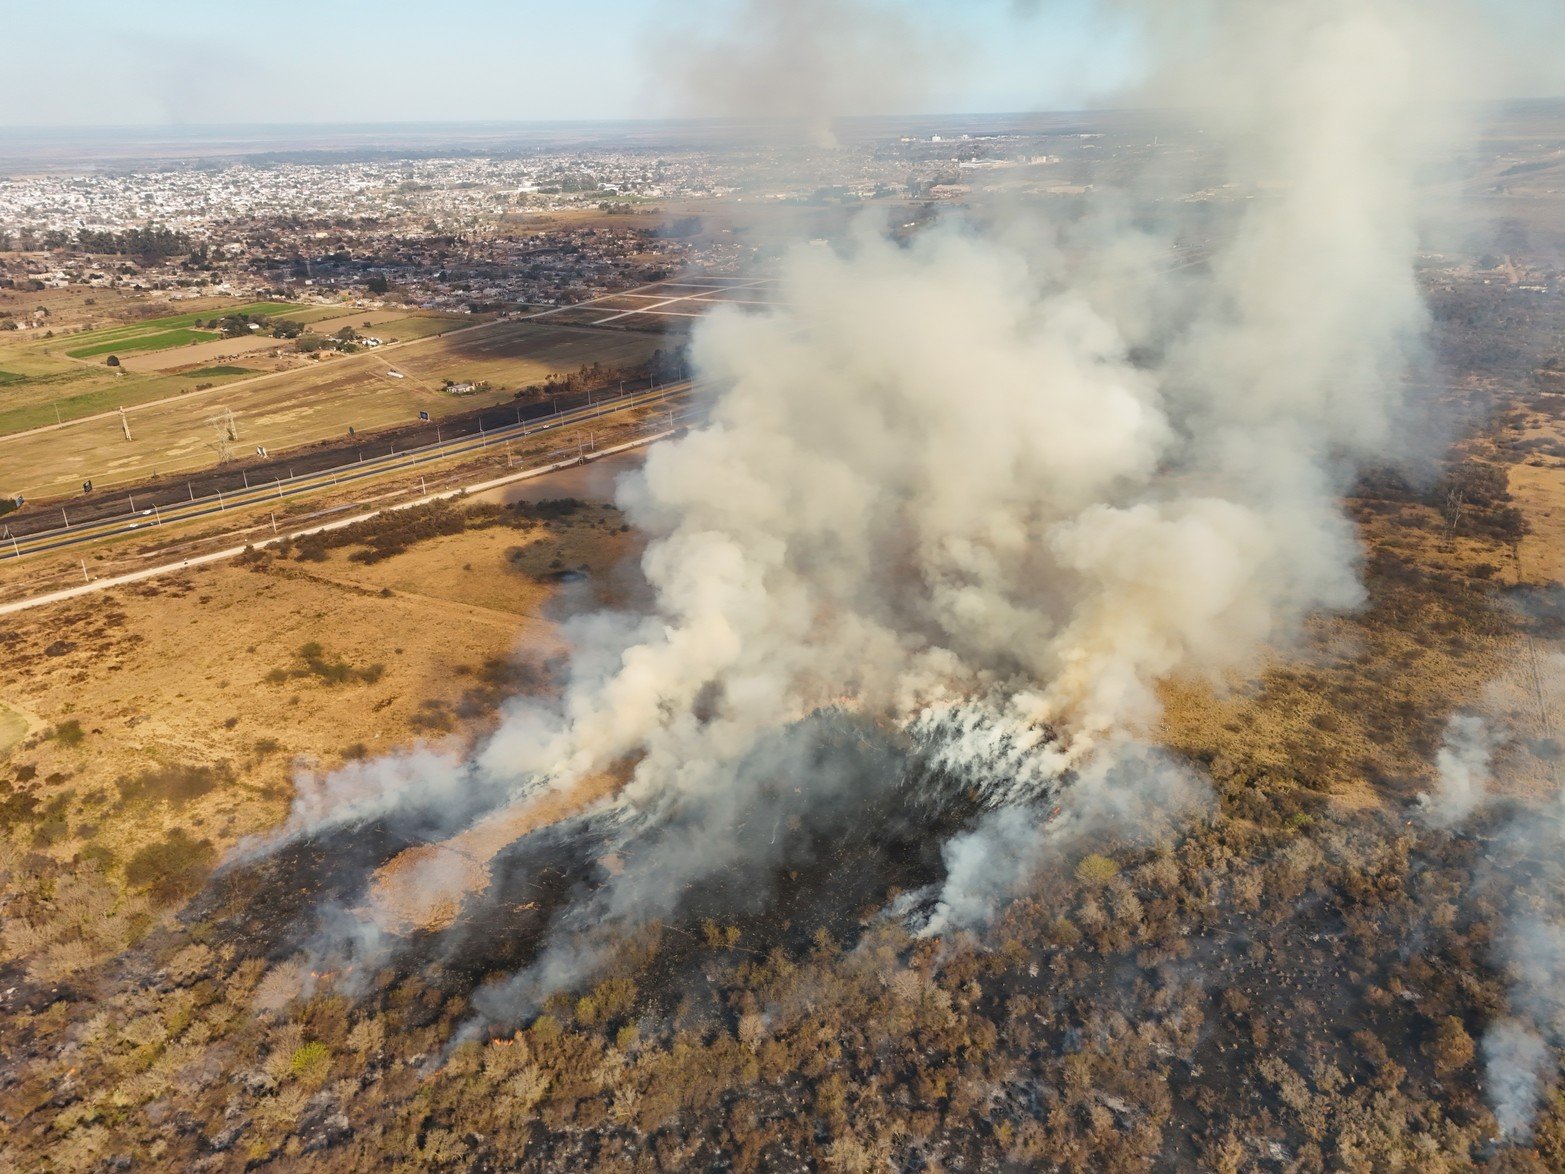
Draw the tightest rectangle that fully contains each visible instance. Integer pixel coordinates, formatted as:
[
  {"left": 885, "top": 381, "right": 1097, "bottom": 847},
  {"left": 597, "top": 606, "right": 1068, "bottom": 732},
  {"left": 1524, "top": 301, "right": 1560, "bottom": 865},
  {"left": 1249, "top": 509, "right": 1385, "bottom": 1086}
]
[{"left": 0, "top": 496, "right": 637, "bottom": 945}]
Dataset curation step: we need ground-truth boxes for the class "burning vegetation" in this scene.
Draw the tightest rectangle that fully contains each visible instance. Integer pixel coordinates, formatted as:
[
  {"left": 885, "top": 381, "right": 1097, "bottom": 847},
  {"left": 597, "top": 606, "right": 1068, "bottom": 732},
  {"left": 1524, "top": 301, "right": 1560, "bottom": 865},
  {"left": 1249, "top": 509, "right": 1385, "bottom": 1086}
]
[{"left": 6, "top": 1, "right": 1565, "bottom": 1170}]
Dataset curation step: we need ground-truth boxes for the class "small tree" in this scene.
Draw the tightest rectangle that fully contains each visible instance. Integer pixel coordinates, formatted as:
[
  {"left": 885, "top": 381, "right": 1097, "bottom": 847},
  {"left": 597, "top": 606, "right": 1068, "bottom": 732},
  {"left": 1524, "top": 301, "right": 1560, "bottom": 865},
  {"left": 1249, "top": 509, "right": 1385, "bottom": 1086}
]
[
  {"left": 1427, "top": 1015, "right": 1475, "bottom": 1077},
  {"left": 105, "top": 354, "right": 120, "bottom": 367},
  {"left": 1075, "top": 854, "right": 1120, "bottom": 885}
]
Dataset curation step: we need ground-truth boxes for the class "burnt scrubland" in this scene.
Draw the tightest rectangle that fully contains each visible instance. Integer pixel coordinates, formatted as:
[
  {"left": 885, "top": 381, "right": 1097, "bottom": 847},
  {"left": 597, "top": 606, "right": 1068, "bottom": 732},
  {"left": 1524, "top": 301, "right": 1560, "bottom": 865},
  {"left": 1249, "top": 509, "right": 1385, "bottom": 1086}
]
[{"left": 2, "top": 408, "right": 1565, "bottom": 1170}]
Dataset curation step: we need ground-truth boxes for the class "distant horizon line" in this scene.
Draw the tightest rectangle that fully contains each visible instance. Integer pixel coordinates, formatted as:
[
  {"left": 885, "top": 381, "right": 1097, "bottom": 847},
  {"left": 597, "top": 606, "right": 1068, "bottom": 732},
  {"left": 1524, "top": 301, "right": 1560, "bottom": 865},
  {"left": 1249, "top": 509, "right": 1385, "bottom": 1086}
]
[
  {"left": 2, "top": 96, "right": 1561, "bottom": 136},
  {"left": 0, "top": 110, "right": 1113, "bottom": 134}
]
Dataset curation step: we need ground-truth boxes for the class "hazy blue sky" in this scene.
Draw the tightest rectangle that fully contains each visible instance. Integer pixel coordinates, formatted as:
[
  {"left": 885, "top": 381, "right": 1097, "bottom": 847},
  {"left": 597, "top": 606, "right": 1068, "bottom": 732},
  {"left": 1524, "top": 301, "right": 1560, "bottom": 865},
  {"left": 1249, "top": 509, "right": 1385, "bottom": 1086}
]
[{"left": 0, "top": 0, "right": 1142, "bottom": 126}]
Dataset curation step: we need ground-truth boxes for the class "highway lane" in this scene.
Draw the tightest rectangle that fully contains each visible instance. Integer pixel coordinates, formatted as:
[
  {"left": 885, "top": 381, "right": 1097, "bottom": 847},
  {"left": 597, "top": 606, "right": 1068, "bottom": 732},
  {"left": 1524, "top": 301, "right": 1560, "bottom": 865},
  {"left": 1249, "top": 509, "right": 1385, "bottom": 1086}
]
[{"left": 1, "top": 384, "right": 691, "bottom": 561}]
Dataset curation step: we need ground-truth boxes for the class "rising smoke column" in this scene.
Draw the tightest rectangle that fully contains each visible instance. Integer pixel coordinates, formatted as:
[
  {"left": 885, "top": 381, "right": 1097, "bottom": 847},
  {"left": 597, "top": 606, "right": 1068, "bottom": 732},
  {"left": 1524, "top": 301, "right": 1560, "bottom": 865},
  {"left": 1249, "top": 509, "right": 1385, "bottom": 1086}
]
[
  {"left": 1420, "top": 713, "right": 1496, "bottom": 827},
  {"left": 271, "top": 0, "right": 1514, "bottom": 1031}
]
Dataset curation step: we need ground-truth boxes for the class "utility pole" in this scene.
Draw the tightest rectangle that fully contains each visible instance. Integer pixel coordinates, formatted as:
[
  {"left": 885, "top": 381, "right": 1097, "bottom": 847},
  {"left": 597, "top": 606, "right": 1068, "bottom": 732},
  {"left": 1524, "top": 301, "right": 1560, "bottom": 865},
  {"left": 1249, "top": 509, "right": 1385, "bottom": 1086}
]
[
  {"left": 152, "top": 502, "right": 161, "bottom": 525},
  {"left": 119, "top": 406, "right": 131, "bottom": 441},
  {"left": 270, "top": 512, "right": 278, "bottom": 534},
  {"left": 8, "top": 531, "right": 18, "bottom": 558},
  {"left": 80, "top": 559, "right": 89, "bottom": 583},
  {"left": 61, "top": 507, "right": 69, "bottom": 529}
]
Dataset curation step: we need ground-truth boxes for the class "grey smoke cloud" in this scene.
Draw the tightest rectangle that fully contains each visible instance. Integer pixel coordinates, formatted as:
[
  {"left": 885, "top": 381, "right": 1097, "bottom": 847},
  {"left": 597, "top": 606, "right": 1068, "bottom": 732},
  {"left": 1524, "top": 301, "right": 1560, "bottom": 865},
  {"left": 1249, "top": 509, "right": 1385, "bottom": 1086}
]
[
  {"left": 1420, "top": 713, "right": 1496, "bottom": 827},
  {"left": 1485, "top": 1018, "right": 1554, "bottom": 1141},
  {"left": 1437, "top": 654, "right": 1565, "bottom": 1137},
  {"left": 252, "top": 0, "right": 1556, "bottom": 1035}
]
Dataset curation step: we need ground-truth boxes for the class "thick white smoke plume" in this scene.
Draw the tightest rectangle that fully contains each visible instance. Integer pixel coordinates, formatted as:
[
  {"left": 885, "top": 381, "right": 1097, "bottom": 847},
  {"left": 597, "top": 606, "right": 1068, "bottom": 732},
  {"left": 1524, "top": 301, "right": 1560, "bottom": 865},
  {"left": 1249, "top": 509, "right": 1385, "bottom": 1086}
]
[
  {"left": 1420, "top": 713, "right": 1496, "bottom": 827},
  {"left": 259, "top": 0, "right": 1523, "bottom": 1034},
  {"left": 1484, "top": 1019, "right": 1554, "bottom": 1141}
]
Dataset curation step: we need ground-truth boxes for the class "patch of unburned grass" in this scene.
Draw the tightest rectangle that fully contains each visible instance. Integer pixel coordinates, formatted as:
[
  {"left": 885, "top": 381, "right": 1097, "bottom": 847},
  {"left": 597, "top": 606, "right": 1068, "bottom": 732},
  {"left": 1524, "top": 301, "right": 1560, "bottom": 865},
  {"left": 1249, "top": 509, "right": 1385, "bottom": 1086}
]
[{"left": 0, "top": 703, "right": 27, "bottom": 757}]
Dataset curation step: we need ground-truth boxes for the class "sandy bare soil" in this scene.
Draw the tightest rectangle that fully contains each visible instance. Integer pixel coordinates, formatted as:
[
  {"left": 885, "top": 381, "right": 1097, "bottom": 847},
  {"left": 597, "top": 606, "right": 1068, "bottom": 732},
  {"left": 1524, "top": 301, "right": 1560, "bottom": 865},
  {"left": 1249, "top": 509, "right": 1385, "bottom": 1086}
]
[{"left": 115, "top": 334, "right": 286, "bottom": 373}]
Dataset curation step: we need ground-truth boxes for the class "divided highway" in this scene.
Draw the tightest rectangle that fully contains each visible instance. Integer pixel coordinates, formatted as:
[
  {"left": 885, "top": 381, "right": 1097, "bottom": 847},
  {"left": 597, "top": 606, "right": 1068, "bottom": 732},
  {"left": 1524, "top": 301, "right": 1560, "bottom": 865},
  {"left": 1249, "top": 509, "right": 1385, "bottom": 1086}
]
[{"left": 1, "top": 383, "right": 691, "bottom": 561}]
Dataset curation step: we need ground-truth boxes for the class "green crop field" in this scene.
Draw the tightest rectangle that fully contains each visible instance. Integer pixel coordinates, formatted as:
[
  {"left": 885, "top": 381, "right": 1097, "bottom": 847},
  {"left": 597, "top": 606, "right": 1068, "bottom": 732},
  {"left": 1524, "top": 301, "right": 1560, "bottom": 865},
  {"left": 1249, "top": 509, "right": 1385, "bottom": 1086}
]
[
  {"left": 59, "top": 301, "right": 303, "bottom": 354},
  {"left": 68, "top": 328, "right": 219, "bottom": 359},
  {"left": 188, "top": 365, "right": 256, "bottom": 377}
]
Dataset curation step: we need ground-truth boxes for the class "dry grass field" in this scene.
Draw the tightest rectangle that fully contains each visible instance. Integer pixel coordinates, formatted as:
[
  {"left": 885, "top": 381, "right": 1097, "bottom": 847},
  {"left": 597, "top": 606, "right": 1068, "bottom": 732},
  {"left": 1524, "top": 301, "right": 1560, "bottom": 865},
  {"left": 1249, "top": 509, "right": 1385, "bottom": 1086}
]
[
  {"left": 0, "top": 320, "right": 665, "bottom": 499},
  {"left": 0, "top": 489, "right": 639, "bottom": 981},
  {"left": 388, "top": 318, "right": 665, "bottom": 389}
]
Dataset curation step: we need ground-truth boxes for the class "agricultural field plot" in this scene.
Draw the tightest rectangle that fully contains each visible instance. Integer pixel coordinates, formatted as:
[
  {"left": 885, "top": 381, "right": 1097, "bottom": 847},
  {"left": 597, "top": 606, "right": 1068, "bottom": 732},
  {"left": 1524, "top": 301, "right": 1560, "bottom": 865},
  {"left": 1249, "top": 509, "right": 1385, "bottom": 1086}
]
[
  {"left": 111, "top": 310, "right": 465, "bottom": 373},
  {"left": 0, "top": 364, "right": 263, "bottom": 436},
  {"left": 0, "top": 304, "right": 471, "bottom": 435},
  {"left": 59, "top": 301, "right": 301, "bottom": 358},
  {"left": 391, "top": 320, "right": 664, "bottom": 390},
  {"left": 67, "top": 327, "right": 219, "bottom": 358},
  {"left": 362, "top": 311, "right": 471, "bottom": 342},
  {"left": 116, "top": 334, "right": 286, "bottom": 373},
  {"left": 0, "top": 320, "right": 663, "bottom": 499},
  {"left": 538, "top": 275, "right": 785, "bottom": 329},
  {"left": 0, "top": 299, "right": 304, "bottom": 434}
]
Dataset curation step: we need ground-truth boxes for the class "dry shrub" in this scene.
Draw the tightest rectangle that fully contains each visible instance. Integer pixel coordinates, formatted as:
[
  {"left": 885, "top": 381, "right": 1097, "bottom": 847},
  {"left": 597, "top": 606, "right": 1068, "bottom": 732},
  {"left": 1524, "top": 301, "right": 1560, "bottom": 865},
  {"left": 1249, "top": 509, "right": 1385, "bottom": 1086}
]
[
  {"left": 124, "top": 828, "right": 216, "bottom": 902},
  {"left": 117, "top": 761, "right": 233, "bottom": 806}
]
